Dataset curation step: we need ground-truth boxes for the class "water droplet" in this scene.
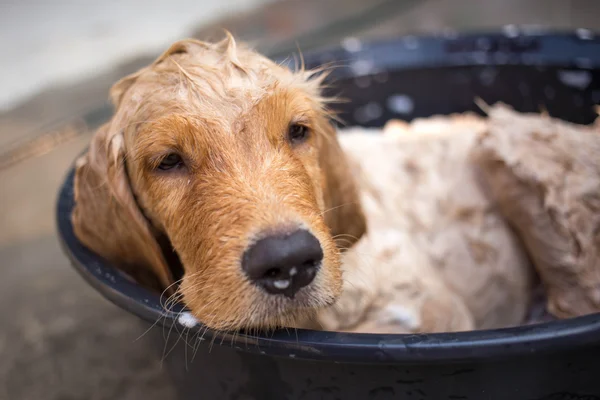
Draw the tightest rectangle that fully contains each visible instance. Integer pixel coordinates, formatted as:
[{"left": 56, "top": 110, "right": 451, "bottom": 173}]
[
  {"left": 576, "top": 28, "right": 594, "bottom": 40},
  {"left": 341, "top": 37, "right": 362, "bottom": 53},
  {"left": 503, "top": 24, "right": 519, "bottom": 38},
  {"left": 387, "top": 95, "right": 414, "bottom": 115},
  {"left": 351, "top": 59, "right": 375, "bottom": 76},
  {"left": 558, "top": 70, "right": 592, "bottom": 90}
]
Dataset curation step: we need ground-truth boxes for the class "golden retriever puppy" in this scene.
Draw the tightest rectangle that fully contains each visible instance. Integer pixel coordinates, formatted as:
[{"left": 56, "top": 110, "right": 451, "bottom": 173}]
[{"left": 72, "top": 35, "right": 366, "bottom": 332}]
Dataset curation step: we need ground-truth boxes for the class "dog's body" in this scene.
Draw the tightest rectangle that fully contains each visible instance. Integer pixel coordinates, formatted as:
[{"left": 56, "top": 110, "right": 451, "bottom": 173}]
[{"left": 316, "top": 118, "right": 534, "bottom": 333}]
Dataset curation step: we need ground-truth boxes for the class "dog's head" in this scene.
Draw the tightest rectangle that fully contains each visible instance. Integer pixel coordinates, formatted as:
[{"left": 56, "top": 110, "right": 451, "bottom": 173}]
[{"left": 72, "top": 36, "right": 366, "bottom": 331}]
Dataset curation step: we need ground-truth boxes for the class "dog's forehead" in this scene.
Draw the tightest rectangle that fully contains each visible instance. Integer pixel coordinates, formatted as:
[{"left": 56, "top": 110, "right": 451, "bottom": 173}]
[
  {"left": 114, "top": 39, "right": 327, "bottom": 148},
  {"left": 132, "top": 76, "right": 319, "bottom": 133},
  {"left": 129, "top": 55, "right": 305, "bottom": 120},
  {"left": 145, "top": 44, "right": 289, "bottom": 95}
]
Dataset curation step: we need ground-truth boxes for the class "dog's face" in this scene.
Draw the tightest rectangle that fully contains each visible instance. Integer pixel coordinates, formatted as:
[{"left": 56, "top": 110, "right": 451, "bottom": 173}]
[{"left": 72, "top": 37, "right": 366, "bottom": 331}]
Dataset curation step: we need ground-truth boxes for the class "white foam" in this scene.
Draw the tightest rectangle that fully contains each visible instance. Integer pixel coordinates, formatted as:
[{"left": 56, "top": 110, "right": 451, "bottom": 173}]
[
  {"left": 273, "top": 279, "right": 291, "bottom": 290},
  {"left": 178, "top": 312, "right": 199, "bottom": 328},
  {"left": 341, "top": 37, "right": 362, "bottom": 53},
  {"left": 379, "top": 305, "right": 420, "bottom": 330}
]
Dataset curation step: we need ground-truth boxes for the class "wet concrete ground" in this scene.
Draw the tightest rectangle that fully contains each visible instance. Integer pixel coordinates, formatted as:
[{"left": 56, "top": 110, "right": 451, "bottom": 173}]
[{"left": 1, "top": 0, "right": 599, "bottom": 399}]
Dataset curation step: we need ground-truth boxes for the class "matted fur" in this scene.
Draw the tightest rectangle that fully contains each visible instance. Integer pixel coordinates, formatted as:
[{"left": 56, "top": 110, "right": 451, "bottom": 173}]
[{"left": 72, "top": 35, "right": 366, "bottom": 331}]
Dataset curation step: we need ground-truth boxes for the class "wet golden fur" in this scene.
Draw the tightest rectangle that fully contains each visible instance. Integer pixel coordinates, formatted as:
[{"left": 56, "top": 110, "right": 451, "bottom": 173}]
[{"left": 72, "top": 35, "right": 366, "bottom": 331}]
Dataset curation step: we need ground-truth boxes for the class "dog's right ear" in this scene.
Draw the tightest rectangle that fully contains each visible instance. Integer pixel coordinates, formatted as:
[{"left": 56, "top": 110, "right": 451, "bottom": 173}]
[
  {"left": 316, "top": 119, "right": 367, "bottom": 250},
  {"left": 71, "top": 123, "right": 174, "bottom": 293}
]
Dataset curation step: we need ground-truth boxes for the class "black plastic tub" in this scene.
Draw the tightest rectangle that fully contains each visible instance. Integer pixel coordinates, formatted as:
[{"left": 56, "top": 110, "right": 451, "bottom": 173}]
[{"left": 57, "top": 31, "right": 600, "bottom": 400}]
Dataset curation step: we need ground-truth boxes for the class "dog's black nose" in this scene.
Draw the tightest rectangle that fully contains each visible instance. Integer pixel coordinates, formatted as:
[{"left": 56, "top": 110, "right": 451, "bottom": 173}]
[{"left": 242, "top": 229, "right": 323, "bottom": 298}]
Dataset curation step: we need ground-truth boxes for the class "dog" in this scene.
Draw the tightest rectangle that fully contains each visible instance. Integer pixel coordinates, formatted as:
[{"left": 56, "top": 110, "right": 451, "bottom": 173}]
[{"left": 72, "top": 34, "right": 367, "bottom": 332}]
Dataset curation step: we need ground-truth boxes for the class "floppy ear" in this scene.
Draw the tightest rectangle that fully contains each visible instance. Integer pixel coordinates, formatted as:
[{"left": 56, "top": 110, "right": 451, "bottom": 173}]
[
  {"left": 71, "top": 123, "right": 174, "bottom": 292},
  {"left": 108, "top": 39, "right": 196, "bottom": 108},
  {"left": 109, "top": 71, "right": 145, "bottom": 108},
  {"left": 71, "top": 39, "right": 214, "bottom": 293},
  {"left": 317, "top": 120, "right": 367, "bottom": 250}
]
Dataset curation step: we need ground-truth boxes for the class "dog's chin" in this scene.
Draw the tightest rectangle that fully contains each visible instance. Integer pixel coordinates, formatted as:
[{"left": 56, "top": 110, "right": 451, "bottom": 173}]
[
  {"left": 247, "top": 287, "right": 337, "bottom": 329},
  {"left": 194, "top": 284, "right": 339, "bottom": 333}
]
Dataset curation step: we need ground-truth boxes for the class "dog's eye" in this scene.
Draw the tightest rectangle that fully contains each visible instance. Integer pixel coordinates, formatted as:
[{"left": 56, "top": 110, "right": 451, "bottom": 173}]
[
  {"left": 288, "top": 123, "right": 309, "bottom": 144},
  {"left": 158, "top": 153, "right": 184, "bottom": 171}
]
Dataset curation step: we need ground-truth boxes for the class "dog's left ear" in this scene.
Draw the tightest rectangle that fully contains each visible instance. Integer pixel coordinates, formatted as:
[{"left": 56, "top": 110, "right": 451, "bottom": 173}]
[{"left": 316, "top": 118, "right": 367, "bottom": 250}]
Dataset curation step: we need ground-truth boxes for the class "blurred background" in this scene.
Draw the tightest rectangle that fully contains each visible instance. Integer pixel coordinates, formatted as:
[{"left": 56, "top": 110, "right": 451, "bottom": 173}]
[{"left": 1, "top": 0, "right": 599, "bottom": 399}]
